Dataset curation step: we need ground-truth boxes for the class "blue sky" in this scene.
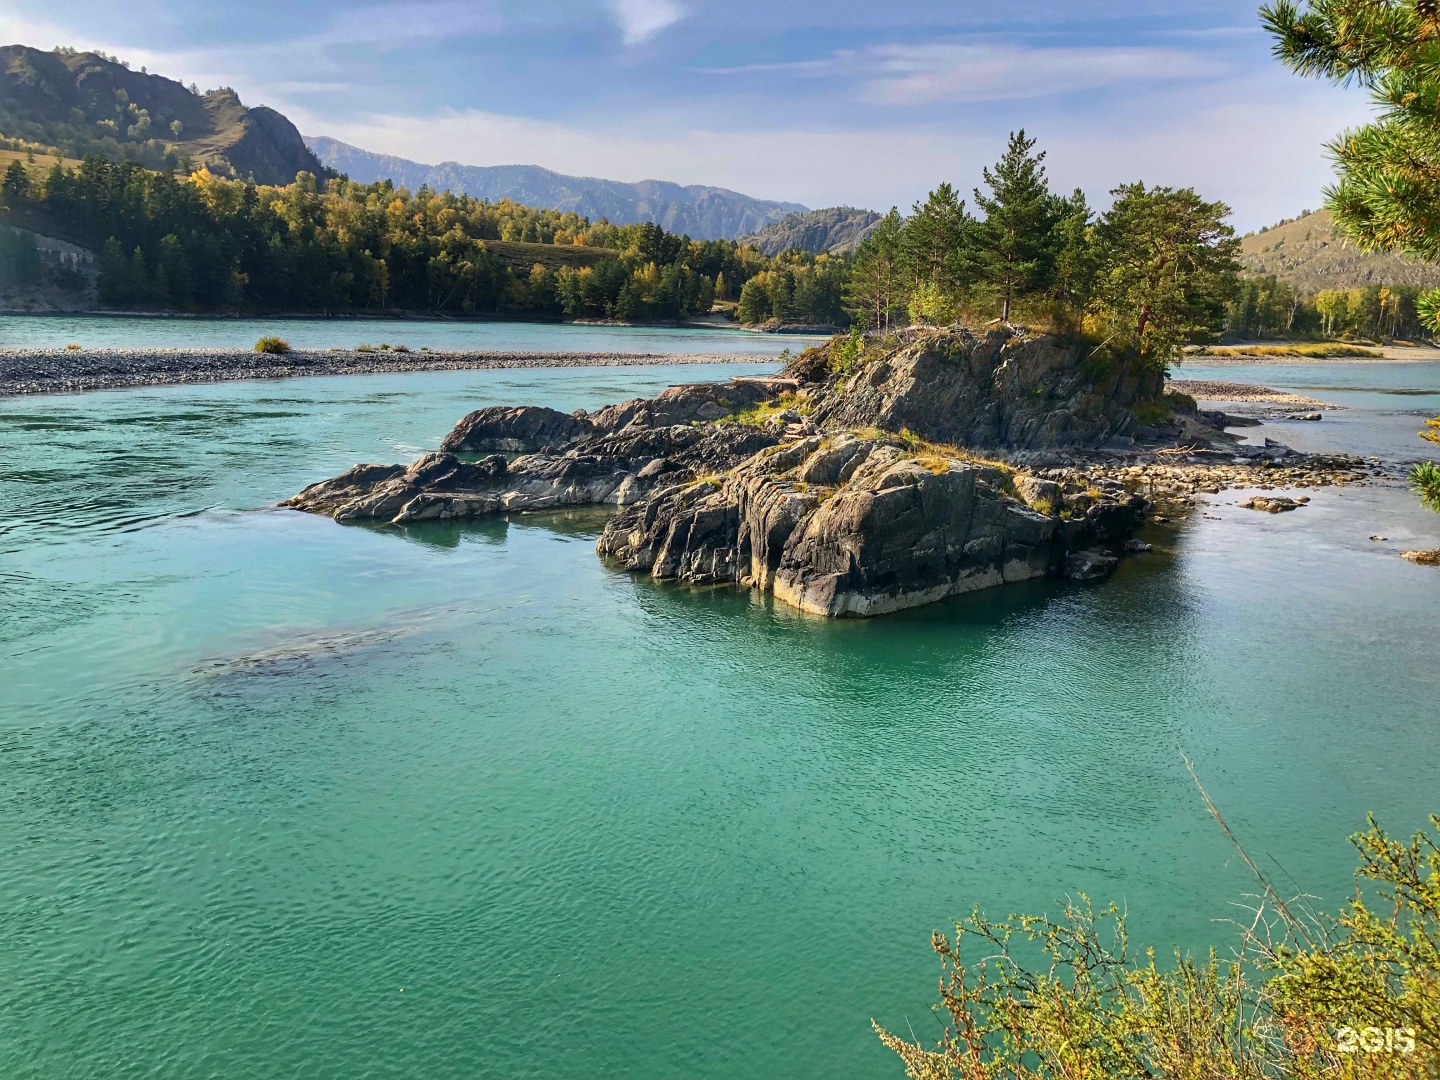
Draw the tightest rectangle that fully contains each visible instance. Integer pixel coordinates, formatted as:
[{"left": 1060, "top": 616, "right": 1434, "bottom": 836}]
[{"left": 1, "top": 0, "right": 1375, "bottom": 230}]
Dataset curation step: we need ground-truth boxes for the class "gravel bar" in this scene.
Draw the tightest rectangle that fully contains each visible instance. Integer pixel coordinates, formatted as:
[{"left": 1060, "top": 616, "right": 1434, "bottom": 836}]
[{"left": 0, "top": 348, "right": 774, "bottom": 397}]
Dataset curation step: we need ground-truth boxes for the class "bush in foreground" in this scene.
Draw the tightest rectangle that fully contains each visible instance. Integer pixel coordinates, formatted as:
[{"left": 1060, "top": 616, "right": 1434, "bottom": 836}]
[
  {"left": 876, "top": 814, "right": 1438, "bottom": 1078},
  {"left": 1411, "top": 462, "right": 1440, "bottom": 515},
  {"left": 254, "top": 336, "right": 290, "bottom": 355}
]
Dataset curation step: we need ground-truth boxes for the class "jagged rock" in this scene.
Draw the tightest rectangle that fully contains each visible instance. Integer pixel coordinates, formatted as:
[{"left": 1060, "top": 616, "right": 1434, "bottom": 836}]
[
  {"left": 796, "top": 327, "right": 1161, "bottom": 450},
  {"left": 588, "top": 381, "right": 772, "bottom": 433},
  {"left": 285, "top": 327, "right": 1166, "bottom": 618},
  {"left": 1125, "top": 539, "right": 1154, "bottom": 553},
  {"left": 1401, "top": 549, "right": 1440, "bottom": 566},
  {"left": 286, "top": 422, "right": 779, "bottom": 523},
  {"left": 597, "top": 434, "right": 1149, "bottom": 617},
  {"left": 1014, "top": 475, "right": 1063, "bottom": 512},
  {"left": 440, "top": 406, "right": 593, "bottom": 453},
  {"left": 283, "top": 452, "right": 510, "bottom": 522}
]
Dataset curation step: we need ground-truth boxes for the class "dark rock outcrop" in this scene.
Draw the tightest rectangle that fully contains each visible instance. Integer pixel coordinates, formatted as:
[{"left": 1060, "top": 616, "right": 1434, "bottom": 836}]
[
  {"left": 588, "top": 380, "right": 773, "bottom": 433},
  {"left": 597, "top": 433, "right": 1149, "bottom": 617},
  {"left": 285, "top": 329, "right": 1161, "bottom": 618},
  {"left": 794, "top": 327, "right": 1161, "bottom": 451},
  {"left": 286, "top": 417, "right": 778, "bottom": 523},
  {"left": 440, "top": 406, "right": 593, "bottom": 453}
]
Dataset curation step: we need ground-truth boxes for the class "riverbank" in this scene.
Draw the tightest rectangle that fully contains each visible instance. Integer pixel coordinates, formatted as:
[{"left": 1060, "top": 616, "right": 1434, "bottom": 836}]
[
  {"left": 0, "top": 347, "right": 769, "bottom": 397},
  {"left": 1181, "top": 343, "right": 1440, "bottom": 365}
]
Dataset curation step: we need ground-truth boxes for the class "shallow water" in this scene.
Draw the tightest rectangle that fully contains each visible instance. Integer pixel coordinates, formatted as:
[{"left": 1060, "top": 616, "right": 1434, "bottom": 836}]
[
  {"left": 2, "top": 363, "right": 1439, "bottom": 1079},
  {"left": 1181, "top": 360, "right": 1440, "bottom": 460},
  {"left": 0, "top": 313, "right": 825, "bottom": 356}
]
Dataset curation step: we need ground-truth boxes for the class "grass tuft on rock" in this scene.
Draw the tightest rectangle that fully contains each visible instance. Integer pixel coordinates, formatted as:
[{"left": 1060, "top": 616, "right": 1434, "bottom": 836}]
[{"left": 254, "top": 336, "right": 291, "bottom": 355}]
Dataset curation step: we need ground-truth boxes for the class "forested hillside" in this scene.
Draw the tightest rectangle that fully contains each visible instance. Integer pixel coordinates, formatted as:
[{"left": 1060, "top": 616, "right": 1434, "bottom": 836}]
[
  {"left": 308, "top": 136, "right": 803, "bottom": 241},
  {"left": 738, "top": 207, "right": 881, "bottom": 255},
  {"left": 0, "top": 156, "right": 853, "bottom": 322},
  {"left": 0, "top": 45, "right": 321, "bottom": 184},
  {"left": 1241, "top": 209, "right": 1440, "bottom": 291}
]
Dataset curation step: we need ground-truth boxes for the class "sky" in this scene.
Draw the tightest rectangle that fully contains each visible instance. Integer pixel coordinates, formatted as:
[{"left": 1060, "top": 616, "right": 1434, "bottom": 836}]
[{"left": 0, "top": 0, "right": 1378, "bottom": 231}]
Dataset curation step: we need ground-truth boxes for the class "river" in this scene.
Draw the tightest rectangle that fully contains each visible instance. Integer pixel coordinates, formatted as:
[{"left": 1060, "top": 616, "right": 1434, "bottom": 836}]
[
  {"left": 0, "top": 313, "right": 825, "bottom": 356},
  {"left": 1, "top": 355, "right": 1438, "bottom": 1079}
]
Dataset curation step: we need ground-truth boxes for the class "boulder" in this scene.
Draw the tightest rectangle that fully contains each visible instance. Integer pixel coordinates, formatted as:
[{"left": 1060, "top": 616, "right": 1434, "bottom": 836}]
[{"left": 440, "top": 405, "right": 594, "bottom": 454}]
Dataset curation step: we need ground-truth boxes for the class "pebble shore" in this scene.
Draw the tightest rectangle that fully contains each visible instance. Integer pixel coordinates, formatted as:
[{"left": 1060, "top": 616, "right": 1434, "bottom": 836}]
[{"left": 0, "top": 348, "right": 771, "bottom": 397}]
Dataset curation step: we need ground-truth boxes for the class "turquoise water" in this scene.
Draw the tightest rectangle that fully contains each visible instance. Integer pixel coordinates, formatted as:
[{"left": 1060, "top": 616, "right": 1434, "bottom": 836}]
[
  {"left": 1181, "top": 360, "right": 1440, "bottom": 460},
  {"left": 3, "top": 364, "right": 1440, "bottom": 1079},
  {"left": 0, "top": 313, "right": 824, "bottom": 356}
]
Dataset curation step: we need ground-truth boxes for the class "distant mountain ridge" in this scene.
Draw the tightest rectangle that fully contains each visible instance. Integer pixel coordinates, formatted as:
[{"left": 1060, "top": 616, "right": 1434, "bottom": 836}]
[
  {"left": 307, "top": 136, "right": 806, "bottom": 241},
  {"left": 0, "top": 44, "right": 322, "bottom": 185},
  {"left": 738, "top": 206, "right": 881, "bottom": 255},
  {"left": 1242, "top": 209, "right": 1440, "bottom": 291}
]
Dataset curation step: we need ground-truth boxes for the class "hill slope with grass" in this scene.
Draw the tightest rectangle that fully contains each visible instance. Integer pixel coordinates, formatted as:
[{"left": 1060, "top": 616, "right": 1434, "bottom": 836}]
[
  {"left": 306, "top": 135, "right": 805, "bottom": 241},
  {"left": 737, "top": 206, "right": 881, "bottom": 255},
  {"left": 1241, "top": 208, "right": 1440, "bottom": 291},
  {"left": 0, "top": 44, "right": 323, "bottom": 184}
]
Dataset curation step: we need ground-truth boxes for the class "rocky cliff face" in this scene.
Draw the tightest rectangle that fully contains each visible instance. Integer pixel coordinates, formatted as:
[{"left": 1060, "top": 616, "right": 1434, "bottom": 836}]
[
  {"left": 285, "top": 327, "right": 1163, "bottom": 618},
  {"left": 596, "top": 432, "right": 1146, "bottom": 617}
]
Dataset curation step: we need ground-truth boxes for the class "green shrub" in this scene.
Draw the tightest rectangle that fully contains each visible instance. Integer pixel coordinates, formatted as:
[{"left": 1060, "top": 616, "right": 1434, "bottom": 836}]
[
  {"left": 1411, "top": 461, "right": 1440, "bottom": 513},
  {"left": 254, "top": 336, "right": 290, "bottom": 355},
  {"left": 877, "top": 811, "right": 1440, "bottom": 1079}
]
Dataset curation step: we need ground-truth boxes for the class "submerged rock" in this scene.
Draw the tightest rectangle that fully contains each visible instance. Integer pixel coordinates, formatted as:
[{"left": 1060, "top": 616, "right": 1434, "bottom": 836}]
[
  {"left": 1239, "top": 496, "right": 1303, "bottom": 514},
  {"left": 1062, "top": 550, "right": 1120, "bottom": 582}
]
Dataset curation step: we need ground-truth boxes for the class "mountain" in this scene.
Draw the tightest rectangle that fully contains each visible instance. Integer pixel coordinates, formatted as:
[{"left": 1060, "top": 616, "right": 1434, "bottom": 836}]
[
  {"left": 307, "top": 136, "right": 806, "bottom": 241},
  {"left": 0, "top": 44, "right": 323, "bottom": 185},
  {"left": 738, "top": 206, "right": 881, "bottom": 256},
  {"left": 1241, "top": 209, "right": 1440, "bottom": 292}
]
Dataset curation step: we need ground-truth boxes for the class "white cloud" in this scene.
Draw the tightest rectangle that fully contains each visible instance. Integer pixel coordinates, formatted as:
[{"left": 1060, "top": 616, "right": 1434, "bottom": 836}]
[
  {"left": 860, "top": 42, "right": 1228, "bottom": 104},
  {"left": 701, "top": 40, "right": 1228, "bottom": 104},
  {"left": 296, "top": 71, "right": 1374, "bottom": 232},
  {"left": 608, "top": 0, "right": 683, "bottom": 44}
]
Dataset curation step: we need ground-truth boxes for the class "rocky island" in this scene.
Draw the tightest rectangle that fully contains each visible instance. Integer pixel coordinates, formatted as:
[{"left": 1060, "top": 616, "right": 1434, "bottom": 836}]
[{"left": 284, "top": 326, "right": 1391, "bottom": 617}]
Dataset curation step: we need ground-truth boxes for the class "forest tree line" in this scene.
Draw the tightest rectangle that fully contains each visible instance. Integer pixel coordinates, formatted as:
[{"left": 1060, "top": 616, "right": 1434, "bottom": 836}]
[
  {"left": 0, "top": 154, "right": 841, "bottom": 323},
  {"left": 0, "top": 136, "right": 1433, "bottom": 363}
]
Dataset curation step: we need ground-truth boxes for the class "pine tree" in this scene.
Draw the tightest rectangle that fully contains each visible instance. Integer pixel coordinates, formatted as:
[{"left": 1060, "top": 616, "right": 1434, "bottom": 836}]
[
  {"left": 845, "top": 208, "right": 906, "bottom": 332},
  {"left": 904, "top": 184, "right": 968, "bottom": 301},
  {"left": 969, "top": 131, "right": 1056, "bottom": 322},
  {"left": 98, "top": 236, "right": 130, "bottom": 305},
  {"left": 1262, "top": 0, "right": 1440, "bottom": 282},
  {"left": 1, "top": 160, "right": 30, "bottom": 207},
  {"left": 1089, "top": 184, "right": 1240, "bottom": 370}
]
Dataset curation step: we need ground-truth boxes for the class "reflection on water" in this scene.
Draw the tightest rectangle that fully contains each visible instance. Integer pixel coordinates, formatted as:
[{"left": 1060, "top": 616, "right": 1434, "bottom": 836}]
[{"left": 1, "top": 364, "right": 1439, "bottom": 1080}]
